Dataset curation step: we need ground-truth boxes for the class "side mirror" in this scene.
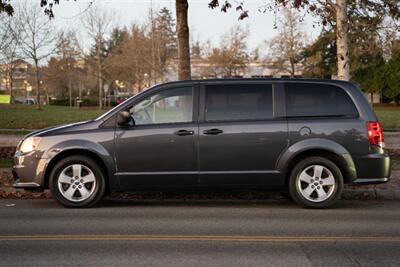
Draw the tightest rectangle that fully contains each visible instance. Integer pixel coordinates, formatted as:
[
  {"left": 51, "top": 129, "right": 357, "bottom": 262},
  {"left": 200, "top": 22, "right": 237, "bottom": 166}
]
[{"left": 117, "top": 111, "right": 134, "bottom": 126}]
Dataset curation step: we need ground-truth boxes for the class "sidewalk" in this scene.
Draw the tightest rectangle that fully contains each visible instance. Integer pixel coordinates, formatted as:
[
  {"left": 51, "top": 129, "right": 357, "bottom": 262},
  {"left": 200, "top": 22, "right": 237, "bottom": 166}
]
[{"left": 385, "top": 132, "right": 400, "bottom": 149}]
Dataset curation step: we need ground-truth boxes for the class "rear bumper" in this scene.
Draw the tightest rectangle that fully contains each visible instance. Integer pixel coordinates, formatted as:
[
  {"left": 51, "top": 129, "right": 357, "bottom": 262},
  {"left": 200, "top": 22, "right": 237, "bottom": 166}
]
[
  {"left": 352, "top": 178, "right": 389, "bottom": 185},
  {"left": 352, "top": 152, "right": 391, "bottom": 185}
]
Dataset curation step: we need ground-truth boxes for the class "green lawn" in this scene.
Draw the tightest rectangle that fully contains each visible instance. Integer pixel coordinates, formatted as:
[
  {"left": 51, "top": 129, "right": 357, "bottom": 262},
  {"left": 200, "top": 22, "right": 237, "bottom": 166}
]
[
  {"left": 374, "top": 107, "right": 400, "bottom": 131},
  {"left": 0, "top": 158, "right": 12, "bottom": 168},
  {"left": 0, "top": 95, "right": 10, "bottom": 104},
  {"left": 0, "top": 130, "right": 32, "bottom": 135},
  {"left": 0, "top": 104, "right": 105, "bottom": 129}
]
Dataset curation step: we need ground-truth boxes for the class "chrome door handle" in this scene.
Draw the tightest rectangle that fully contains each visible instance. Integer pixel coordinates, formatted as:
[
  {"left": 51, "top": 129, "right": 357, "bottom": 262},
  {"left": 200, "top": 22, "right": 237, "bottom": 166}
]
[
  {"left": 203, "top": 129, "right": 223, "bottom": 135},
  {"left": 174, "top": 130, "right": 194, "bottom": 136}
]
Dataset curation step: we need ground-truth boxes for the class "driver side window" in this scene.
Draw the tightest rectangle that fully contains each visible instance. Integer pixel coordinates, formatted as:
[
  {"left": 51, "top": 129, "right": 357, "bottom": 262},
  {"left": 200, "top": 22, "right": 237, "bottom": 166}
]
[{"left": 130, "top": 87, "right": 193, "bottom": 125}]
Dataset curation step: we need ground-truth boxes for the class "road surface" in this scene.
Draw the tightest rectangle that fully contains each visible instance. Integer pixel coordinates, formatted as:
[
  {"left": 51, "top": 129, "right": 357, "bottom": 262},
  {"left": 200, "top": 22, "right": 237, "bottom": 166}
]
[{"left": 0, "top": 199, "right": 400, "bottom": 266}]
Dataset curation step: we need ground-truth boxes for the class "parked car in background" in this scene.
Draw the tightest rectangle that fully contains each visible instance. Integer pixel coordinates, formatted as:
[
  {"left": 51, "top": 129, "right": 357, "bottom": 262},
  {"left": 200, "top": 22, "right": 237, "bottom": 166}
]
[
  {"left": 25, "top": 98, "right": 38, "bottom": 105},
  {"left": 12, "top": 79, "right": 390, "bottom": 208},
  {"left": 116, "top": 96, "right": 129, "bottom": 105}
]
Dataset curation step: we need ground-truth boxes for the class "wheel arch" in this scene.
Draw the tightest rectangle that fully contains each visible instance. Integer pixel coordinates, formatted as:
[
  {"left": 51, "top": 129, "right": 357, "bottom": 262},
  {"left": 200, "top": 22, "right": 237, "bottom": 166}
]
[
  {"left": 43, "top": 148, "right": 117, "bottom": 193},
  {"left": 277, "top": 138, "right": 357, "bottom": 186}
]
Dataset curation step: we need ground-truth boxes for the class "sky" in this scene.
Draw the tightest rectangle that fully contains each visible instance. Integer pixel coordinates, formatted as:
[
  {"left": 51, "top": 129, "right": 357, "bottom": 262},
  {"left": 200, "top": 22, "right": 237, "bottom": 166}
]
[{"left": 27, "top": 0, "right": 322, "bottom": 55}]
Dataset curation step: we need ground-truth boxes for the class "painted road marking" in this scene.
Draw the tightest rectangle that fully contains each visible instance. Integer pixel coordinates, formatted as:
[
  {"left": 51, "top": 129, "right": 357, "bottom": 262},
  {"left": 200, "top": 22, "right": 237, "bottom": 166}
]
[{"left": 0, "top": 235, "right": 399, "bottom": 242}]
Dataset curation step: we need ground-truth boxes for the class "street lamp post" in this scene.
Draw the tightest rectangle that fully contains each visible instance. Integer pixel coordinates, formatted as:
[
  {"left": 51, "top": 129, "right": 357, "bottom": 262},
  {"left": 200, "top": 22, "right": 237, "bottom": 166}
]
[
  {"left": 24, "top": 80, "right": 32, "bottom": 103},
  {"left": 24, "top": 80, "right": 28, "bottom": 100},
  {"left": 39, "top": 80, "right": 47, "bottom": 105},
  {"left": 115, "top": 80, "right": 121, "bottom": 104},
  {"left": 144, "top": 73, "right": 149, "bottom": 89}
]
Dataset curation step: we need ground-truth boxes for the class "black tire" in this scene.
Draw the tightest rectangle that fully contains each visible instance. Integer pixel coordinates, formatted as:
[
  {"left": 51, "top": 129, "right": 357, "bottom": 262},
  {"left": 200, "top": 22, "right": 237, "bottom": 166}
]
[
  {"left": 289, "top": 156, "right": 344, "bottom": 208},
  {"left": 49, "top": 155, "right": 106, "bottom": 208}
]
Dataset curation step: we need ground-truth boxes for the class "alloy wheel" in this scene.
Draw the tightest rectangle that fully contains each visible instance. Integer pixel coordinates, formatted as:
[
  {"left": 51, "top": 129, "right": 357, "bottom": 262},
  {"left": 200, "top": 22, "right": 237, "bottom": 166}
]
[
  {"left": 296, "top": 164, "right": 336, "bottom": 203},
  {"left": 57, "top": 164, "right": 96, "bottom": 202}
]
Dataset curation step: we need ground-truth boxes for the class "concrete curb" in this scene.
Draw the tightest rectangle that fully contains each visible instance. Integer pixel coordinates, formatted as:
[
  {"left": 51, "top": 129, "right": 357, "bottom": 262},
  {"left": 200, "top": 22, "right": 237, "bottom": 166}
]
[
  {"left": 342, "top": 189, "right": 400, "bottom": 200},
  {"left": 0, "top": 135, "right": 22, "bottom": 147}
]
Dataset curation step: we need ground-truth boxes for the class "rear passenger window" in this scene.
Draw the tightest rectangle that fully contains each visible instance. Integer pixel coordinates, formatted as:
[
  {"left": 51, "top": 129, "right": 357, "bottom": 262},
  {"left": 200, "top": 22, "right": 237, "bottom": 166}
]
[
  {"left": 285, "top": 83, "right": 358, "bottom": 118},
  {"left": 204, "top": 84, "right": 273, "bottom": 121}
]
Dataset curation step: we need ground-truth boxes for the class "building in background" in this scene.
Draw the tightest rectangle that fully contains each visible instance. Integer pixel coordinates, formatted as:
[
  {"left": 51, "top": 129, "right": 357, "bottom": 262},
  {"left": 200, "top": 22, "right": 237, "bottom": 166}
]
[{"left": 0, "top": 59, "right": 31, "bottom": 101}]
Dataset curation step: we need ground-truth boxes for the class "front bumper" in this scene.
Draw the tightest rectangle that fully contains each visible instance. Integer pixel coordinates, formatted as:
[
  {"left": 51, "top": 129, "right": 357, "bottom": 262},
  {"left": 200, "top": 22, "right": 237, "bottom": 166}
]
[
  {"left": 12, "top": 150, "right": 48, "bottom": 190},
  {"left": 13, "top": 180, "right": 41, "bottom": 188}
]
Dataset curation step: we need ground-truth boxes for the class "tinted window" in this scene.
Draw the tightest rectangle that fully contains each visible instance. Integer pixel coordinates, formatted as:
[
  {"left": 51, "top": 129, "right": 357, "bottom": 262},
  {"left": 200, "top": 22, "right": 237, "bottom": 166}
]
[
  {"left": 205, "top": 84, "right": 273, "bottom": 121},
  {"left": 285, "top": 83, "right": 358, "bottom": 117},
  {"left": 130, "top": 87, "right": 193, "bottom": 125}
]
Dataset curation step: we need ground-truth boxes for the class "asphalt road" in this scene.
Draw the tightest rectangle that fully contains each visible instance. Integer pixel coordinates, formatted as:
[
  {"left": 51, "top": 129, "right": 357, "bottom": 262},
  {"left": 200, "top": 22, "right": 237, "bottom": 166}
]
[{"left": 1, "top": 199, "right": 400, "bottom": 266}]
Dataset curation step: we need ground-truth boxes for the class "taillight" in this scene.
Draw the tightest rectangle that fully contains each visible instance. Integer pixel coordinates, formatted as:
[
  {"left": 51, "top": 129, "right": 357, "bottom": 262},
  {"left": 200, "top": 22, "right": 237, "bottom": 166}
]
[{"left": 367, "top": 121, "right": 385, "bottom": 148}]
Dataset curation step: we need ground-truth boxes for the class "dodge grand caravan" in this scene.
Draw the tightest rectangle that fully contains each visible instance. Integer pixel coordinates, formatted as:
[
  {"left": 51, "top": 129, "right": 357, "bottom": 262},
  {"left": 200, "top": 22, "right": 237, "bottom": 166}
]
[{"left": 13, "top": 79, "right": 391, "bottom": 208}]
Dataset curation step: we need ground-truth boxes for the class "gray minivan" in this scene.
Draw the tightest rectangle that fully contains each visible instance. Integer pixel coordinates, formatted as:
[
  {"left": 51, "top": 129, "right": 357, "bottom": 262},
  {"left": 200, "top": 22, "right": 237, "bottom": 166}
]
[{"left": 13, "top": 79, "right": 391, "bottom": 208}]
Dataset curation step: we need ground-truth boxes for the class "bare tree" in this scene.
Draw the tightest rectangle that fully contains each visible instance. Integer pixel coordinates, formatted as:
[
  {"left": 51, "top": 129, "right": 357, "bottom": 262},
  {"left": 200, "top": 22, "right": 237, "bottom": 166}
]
[
  {"left": 82, "top": 5, "right": 113, "bottom": 109},
  {"left": 106, "top": 24, "right": 151, "bottom": 93},
  {"left": 267, "top": 8, "right": 307, "bottom": 77},
  {"left": 18, "top": 1, "right": 56, "bottom": 109},
  {"left": 0, "top": 14, "right": 21, "bottom": 103},
  {"left": 202, "top": 26, "right": 249, "bottom": 78},
  {"left": 149, "top": 7, "right": 177, "bottom": 83},
  {"left": 56, "top": 30, "right": 83, "bottom": 106},
  {"left": 105, "top": 8, "right": 177, "bottom": 92}
]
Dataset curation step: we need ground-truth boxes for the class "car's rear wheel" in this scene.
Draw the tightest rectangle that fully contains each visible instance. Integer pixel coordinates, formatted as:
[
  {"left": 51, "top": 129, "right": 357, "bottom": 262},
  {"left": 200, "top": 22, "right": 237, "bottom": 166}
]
[
  {"left": 50, "top": 155, "right": 106, "bottom": 208},
  {"left": 289, "top": 156, "right": 343, "bottom": 208}
]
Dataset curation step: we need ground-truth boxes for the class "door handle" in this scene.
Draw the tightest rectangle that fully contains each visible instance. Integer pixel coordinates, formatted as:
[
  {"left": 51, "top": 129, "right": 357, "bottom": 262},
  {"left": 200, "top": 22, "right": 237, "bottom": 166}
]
[
  {"left": 203, "top": 128, "right": 223, "bottom": 135},
  {"left": 174, "top": 130, "right": 194, "bottom": 136}
]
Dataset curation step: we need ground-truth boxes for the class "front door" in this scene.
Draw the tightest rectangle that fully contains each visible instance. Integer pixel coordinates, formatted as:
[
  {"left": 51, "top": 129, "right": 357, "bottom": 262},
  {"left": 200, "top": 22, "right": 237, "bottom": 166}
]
[
  {"left": 198, "top": 82, "right": 288, "bottom": 187},
  {"left": 114, "top": 85, "right": 198, "bottom": 189}
]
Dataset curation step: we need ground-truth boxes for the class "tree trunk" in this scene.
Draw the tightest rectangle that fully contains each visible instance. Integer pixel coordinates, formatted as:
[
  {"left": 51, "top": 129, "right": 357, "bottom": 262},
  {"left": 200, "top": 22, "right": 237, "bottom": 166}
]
[
  {"left": 176, "top": 0, "right": 191, "bottom": 80},
  {"left": 97, "top": 38, "right": 103, "bottom": 110},
  {"left": 79, "top": 81, "right": 82, "bottom": 99},
  {"left": 290, "top": 59, "right": 295, "bottom": 78},
  {"left": 68, "top": 78, "right": 72, "bottom": 107},
  {"left": 7, "top": 69, "right": 14, "bottom": 104},
  {"left": 34, "top": 60, "right": 41, "bottom": 110},
  {"left": 45, "top": 86, "right": 49, "bottom": 106},
  {"left": 25, "top": 82, "right": 28, "bottom": 100},
  {"left": 335, "top": 0, "right": 350, "bottom": 81}
]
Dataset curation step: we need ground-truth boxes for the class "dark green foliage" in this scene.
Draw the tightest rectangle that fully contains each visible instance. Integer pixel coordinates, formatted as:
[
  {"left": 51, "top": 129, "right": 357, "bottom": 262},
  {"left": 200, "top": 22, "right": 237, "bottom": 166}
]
[
  {"left": 302, "top": 31, "right": 337, "bottom": 79},
  {"left": 382, "top": 43, "right": 400, "bottom": 103}
]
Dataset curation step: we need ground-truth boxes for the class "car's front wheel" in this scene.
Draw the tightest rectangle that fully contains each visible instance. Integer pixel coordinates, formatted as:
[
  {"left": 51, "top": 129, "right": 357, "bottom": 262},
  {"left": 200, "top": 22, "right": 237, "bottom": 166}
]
[
  {"left": 289, "top": 156, "right": 344, "bottom": 208},
  {"left": 49, "top": 155, "right": 106, "bottom": 208}
]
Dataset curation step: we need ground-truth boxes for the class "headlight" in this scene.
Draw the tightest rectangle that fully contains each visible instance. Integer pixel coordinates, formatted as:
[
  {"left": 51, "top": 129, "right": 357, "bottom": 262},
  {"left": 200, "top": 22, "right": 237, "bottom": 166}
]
[{"left": 19, "top": 137, "right": 41, "bottom": 153}]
